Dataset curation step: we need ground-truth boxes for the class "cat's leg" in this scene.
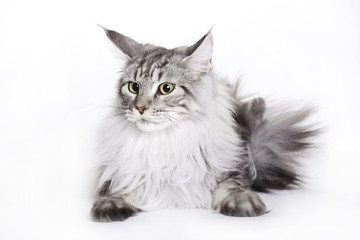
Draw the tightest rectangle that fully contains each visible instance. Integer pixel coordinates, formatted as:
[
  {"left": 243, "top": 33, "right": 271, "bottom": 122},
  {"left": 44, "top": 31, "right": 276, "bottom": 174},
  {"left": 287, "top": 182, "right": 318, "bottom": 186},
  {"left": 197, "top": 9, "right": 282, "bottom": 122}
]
[
  {"left": 213, "top": 97, "right": 267, "bottom": 217},
  {"left": 91, "top": 197, "right": 139, "bottom": 222},
  {"left": 91, "top": 181, "right": 139, "bottom": 222},
  {"left": 211, "top": 175, "right": 267, "bottom": 217}
]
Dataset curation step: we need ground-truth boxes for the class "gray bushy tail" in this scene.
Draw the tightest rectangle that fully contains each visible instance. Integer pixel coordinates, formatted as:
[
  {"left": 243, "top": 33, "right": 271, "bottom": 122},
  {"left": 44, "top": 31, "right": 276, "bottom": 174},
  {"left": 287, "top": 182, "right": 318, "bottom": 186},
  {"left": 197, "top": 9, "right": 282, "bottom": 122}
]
[{"left": 234, "top": 98, "right": 320, "bottom": 193}]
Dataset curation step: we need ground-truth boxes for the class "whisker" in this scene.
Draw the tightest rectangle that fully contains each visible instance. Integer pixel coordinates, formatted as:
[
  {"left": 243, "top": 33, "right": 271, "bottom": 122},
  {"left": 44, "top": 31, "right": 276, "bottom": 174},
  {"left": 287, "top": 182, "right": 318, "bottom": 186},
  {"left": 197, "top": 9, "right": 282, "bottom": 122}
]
[
  {"left": 155, "top": 109, "right": 207, "bottom": 127},
  {"left": 105, "top": 105, "right": 128, "bottom": 110},
  {"left": 102, "top": 110, "right": 130, "bottom": 121},
  {"left": 102, "top": 114, "right": 123, "bottom": 121},
  {"left": 188, "top": 114, "right": 206, "bottom": 124},
  {"left": 82, "top": 103, "right": 128, "bottom": 110},
  {"left": 163, "top": 114, "right": 180, "bottom": 129},
  {"left": 164, "top": 114, "right": 180, "bottom": 123}
]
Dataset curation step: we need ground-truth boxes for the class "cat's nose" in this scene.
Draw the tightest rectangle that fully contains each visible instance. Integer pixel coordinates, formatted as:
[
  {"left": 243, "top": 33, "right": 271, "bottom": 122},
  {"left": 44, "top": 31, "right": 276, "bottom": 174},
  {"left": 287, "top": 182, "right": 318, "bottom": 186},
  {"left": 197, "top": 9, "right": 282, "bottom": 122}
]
[{"left": 135, "top": 105, "right": 147, "bottom": 114}]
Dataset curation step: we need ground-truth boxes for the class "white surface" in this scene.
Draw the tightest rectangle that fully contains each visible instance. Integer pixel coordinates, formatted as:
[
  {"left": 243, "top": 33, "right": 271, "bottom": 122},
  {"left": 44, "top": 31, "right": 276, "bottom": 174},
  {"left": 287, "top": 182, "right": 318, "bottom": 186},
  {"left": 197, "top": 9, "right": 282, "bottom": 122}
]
[{"left": 0, "top": 0, "right": 359, "bottom": 239}]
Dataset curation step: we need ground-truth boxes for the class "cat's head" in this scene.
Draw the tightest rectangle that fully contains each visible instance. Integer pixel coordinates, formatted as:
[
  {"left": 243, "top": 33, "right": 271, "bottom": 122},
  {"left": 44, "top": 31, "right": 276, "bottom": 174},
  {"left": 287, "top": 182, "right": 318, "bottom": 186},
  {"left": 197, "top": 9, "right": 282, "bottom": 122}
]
[{"left": 104, "top": 28, "right": 213, "bottom": 132}]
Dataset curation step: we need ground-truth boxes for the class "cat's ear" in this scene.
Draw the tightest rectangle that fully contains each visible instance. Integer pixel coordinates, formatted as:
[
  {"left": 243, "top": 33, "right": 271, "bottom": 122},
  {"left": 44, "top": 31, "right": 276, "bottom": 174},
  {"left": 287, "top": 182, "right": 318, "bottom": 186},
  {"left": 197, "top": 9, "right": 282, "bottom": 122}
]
[
  {"left": 101, "top": 26, "right": 142, "bottom": 58},
  {"left": 183, "top": 31, "right": 213, "bottom": 73}
]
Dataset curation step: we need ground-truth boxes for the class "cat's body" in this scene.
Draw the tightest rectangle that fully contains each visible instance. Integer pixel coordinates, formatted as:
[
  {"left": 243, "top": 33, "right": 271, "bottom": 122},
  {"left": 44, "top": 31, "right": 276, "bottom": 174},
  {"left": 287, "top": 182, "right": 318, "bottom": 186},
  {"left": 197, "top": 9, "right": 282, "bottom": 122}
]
[
  {"left": 91, "top": 28, "right": 319, "bottom": 221},
  {"left": 97, "top": 73, "right": 244, "bottom": 211}
]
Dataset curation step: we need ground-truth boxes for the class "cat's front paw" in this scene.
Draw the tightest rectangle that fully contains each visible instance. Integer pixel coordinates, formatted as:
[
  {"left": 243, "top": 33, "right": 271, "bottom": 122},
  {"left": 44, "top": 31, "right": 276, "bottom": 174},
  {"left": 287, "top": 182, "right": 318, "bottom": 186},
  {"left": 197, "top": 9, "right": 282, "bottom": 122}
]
[
  {"left": 219, "top": 190, "right": 267, "bottom": 217},
  {"left": 91, "top": 197, "right": 139, "bottom": 222}
]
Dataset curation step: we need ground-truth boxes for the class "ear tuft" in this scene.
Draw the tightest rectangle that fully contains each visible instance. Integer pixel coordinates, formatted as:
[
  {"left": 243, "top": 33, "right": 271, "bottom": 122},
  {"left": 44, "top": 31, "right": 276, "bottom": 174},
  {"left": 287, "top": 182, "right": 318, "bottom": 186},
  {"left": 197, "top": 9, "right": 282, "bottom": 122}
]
[
  {"left": 183, "top": 31, "right": 213, "bottom": 73},
  {"left": 100, "top": 26, "right": 142, "bottom": 58}
]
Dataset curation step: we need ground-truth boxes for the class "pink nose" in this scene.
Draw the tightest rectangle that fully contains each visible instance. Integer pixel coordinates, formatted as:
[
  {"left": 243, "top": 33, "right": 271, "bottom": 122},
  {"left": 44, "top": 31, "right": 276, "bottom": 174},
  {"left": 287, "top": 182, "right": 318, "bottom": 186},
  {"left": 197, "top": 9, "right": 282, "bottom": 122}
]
[{"left": 135, "top": 106, "right": 146, "bottom": 114}]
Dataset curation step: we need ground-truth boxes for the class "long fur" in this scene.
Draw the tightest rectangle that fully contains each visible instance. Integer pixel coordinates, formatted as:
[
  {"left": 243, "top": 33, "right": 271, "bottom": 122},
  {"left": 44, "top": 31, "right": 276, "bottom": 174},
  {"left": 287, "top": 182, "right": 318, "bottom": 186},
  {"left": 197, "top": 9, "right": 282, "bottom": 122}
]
[
  {"left": 91, "top": 28, "right": 320, "bottom": 220},
  {"left": 234, "top": 99, "right": 320, "bottom": 192},
  {"left": 96, "top": 74, "right": 243, "bottom": 210}
]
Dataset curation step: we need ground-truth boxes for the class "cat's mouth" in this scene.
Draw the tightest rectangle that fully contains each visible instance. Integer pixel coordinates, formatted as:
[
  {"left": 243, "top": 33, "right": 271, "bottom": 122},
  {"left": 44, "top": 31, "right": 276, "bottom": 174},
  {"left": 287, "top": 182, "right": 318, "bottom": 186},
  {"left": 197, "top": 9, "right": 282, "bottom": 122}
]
[
  {"left": 125, "top": 111, "right": 160, "bottom": 124},
  {"left": 125, "top": 110, "right": 176, "bottom": 131},
  {"left": 137, "top": 116, "right": 168, "bottom": 126},
  {"left": 138, "top": 118, "right": 155, "bottom": 124},
  {"left": 134, "top": 117, "right": 168, "bottom": 132}
]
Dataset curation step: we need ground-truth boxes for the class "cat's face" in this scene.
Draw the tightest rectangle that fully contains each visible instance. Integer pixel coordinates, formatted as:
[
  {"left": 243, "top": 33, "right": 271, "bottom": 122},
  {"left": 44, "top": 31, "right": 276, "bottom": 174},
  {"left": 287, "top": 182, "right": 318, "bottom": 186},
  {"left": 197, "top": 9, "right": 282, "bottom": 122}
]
[
  {"left": 104, "top": 28, "right": 213, "bottom": 132},
  {"left": 119, "top": 53, "right": 196, "bottom": 132}
]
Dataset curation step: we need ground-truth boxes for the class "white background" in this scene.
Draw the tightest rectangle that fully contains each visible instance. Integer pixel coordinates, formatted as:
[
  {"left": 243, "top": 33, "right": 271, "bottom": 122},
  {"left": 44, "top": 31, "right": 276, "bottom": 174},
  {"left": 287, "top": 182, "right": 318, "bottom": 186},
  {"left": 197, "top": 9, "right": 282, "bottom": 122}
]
[{"left": 0, "top": 0, "right": 359, "bottom": 239}]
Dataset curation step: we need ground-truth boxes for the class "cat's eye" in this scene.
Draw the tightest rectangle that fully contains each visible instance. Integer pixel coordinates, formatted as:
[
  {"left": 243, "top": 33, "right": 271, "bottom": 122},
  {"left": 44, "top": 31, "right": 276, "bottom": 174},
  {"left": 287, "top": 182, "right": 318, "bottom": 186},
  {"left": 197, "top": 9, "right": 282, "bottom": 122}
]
[
  {"left": 128, "top": 82, "right": 139, "bottom": 94},
  {"left": 159, "top": 82, "right": 175, "bottom": 95}
]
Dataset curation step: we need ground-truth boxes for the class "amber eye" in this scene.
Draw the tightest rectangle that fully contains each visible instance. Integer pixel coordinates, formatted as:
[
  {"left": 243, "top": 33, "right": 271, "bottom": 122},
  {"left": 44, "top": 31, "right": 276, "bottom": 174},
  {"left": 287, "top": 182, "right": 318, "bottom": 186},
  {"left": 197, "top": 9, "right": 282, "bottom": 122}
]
[
  {"left": 159, "top": 82, "right": 175, "bottom": 95},
  {"left": 128, "top": 82, "right": 139, "bottom": 94}
]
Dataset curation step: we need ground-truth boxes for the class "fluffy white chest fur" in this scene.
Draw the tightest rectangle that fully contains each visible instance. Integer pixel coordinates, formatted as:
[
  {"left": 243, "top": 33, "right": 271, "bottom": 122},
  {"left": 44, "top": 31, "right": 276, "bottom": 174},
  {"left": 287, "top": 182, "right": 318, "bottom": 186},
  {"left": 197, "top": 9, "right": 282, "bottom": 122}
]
[{"left": 97, "top": 79, "right": 243, "bottom": 211}]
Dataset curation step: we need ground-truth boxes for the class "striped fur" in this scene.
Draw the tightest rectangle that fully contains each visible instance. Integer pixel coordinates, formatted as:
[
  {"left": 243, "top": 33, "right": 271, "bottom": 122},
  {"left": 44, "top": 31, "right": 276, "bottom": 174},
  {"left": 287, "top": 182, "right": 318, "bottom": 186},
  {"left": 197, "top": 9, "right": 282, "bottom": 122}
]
[{"left": 91, "top": 28, "right": 320, "bottom": 221}]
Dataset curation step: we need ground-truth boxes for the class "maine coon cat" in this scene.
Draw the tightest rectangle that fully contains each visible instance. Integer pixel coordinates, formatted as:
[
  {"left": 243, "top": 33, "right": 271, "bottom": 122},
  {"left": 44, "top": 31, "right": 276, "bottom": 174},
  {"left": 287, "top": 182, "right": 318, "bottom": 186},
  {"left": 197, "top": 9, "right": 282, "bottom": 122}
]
[{"left": 91, "top": 28, "right": 319, "bottom": 221}]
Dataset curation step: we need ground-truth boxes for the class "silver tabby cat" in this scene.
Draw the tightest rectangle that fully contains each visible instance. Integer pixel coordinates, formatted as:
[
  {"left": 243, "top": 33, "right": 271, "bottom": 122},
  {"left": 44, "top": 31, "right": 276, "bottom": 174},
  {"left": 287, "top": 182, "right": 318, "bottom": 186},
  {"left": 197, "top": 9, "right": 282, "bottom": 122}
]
[{"left": 91, "top": 28, "right": 319, "bottom": 221}]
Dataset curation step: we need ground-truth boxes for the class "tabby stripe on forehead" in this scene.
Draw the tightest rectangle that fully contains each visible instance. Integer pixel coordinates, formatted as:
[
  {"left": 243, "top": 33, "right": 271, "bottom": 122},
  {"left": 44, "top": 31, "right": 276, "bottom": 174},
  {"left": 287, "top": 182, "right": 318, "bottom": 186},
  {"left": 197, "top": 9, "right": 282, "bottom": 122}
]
[
  {"left": 133, "top": 70, "right": 138, "bottom": 81},
  {"left": 160, "top": 55, "right": 170, "bottom": 67},
  {"left": 149, "top": 63, "right": 158, "bottom": 78},
  {"left": 138, "top": 59, "right": 146, "bottom": 77},
  {"left": 143, "top": 60, "right": 154, "bottom": 77},
  {"left": 134, "top": 67, "right": 141, "bottom": 81},
  {"left": 141, "top": 62, "right": 147, "bottom": 77},
  {"left": 158, "top": 71, "right": 164, "bottom": 81}
]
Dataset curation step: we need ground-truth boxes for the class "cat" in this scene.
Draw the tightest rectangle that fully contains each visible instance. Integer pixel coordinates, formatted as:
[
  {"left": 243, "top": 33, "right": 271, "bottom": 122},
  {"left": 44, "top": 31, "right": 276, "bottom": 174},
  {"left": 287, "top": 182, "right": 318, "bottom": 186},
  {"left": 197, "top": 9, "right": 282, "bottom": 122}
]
[{"left": 90, "top": 27, "right": 319, "bottom": 221}]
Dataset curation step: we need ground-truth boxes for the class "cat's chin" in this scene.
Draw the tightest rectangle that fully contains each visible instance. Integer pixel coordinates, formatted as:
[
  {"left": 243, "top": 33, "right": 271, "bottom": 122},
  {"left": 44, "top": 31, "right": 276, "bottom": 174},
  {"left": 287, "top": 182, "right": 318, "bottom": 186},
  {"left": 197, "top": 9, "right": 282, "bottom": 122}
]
[{"left": 135, "top": 120, "right": 172, "bottom": 132}]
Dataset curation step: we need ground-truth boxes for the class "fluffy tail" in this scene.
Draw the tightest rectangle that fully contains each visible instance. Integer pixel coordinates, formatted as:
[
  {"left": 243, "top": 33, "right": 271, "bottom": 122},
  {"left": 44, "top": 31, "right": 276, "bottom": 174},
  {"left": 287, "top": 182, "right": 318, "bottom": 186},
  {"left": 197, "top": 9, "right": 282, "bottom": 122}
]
[{"left": 234, "top": 98, "right": 320, "bottom": 192}]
